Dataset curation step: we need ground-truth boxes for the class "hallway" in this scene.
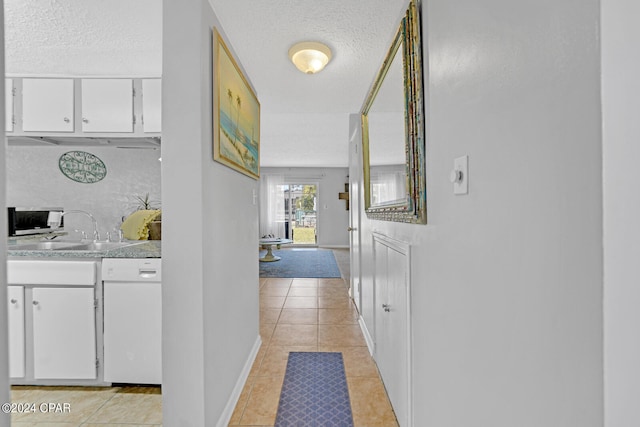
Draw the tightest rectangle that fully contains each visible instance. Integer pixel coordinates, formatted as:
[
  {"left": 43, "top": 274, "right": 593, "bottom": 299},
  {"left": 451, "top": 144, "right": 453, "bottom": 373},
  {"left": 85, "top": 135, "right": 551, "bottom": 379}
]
[{"left": 229, "top": 277, "right": 399, "bottom": 426}]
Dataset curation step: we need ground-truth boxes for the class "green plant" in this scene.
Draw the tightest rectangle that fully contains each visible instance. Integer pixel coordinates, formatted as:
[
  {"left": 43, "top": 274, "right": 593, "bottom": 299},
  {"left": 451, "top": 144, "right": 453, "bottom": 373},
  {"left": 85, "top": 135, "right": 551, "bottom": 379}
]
[{"left": 134, "top": 193, "right": 160, "bottom": 210}]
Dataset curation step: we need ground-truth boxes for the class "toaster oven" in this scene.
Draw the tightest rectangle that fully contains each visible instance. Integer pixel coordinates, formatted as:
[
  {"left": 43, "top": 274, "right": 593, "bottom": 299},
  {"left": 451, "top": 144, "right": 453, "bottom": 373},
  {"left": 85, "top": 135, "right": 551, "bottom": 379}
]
[{"left": 7, "top": 207, "right": 65, "bottom": 236}]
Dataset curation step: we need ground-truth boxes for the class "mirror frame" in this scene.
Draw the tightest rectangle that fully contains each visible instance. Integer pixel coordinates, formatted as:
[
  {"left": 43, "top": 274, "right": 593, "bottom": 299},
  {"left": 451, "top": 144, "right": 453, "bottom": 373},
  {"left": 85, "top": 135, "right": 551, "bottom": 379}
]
[{"left": 361, "top": 0, "right": 426, "bottom": 224}]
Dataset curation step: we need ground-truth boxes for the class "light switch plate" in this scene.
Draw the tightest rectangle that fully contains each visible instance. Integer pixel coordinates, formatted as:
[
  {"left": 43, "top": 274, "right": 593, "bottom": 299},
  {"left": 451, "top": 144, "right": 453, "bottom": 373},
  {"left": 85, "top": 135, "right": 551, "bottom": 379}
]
[{"left": 453, "top": 155, "right": 469, "bottom": 195}]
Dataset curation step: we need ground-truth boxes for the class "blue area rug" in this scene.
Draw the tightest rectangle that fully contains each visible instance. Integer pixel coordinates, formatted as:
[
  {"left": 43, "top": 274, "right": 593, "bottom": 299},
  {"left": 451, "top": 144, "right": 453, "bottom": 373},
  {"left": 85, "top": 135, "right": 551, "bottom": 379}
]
[
  {"left": 275, "top": 352, "right": 353, "bottom": 427},
  {"left": 259, "top": 249, "right": 342, "bottom": 278}
]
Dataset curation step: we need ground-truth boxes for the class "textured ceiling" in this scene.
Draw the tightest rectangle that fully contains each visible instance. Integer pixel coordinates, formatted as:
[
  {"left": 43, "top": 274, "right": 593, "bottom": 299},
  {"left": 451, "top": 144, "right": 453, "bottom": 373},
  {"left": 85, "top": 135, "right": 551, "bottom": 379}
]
[
  {"left": 3, "top": 0, "right": 409, "bottom": 167},
  {"left": 211, "top": 0, "right": 409, "bottom": 166},
  {"left": 4, "top": 0, "right": 162, "bottom": 77}
]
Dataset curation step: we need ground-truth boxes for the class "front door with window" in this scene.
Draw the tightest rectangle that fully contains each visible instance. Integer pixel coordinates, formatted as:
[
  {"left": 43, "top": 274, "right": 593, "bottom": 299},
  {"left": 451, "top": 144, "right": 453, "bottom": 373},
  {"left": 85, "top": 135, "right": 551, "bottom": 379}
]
[{"left": 280, "top": 184, "right": 317, "bottom": 245}]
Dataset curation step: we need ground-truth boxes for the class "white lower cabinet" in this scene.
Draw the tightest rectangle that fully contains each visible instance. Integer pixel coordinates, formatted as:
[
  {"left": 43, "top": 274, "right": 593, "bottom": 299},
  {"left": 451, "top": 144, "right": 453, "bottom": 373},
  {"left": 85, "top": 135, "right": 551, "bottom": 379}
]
[
  {"left": 7, "top": 260, "right": 99, "bottom": 384},
  {"left": 8, "top": 286, "right": 25, "bottom": 378},
  {"left": 32, "top": 287, "right": 97, "bottom": 379}
]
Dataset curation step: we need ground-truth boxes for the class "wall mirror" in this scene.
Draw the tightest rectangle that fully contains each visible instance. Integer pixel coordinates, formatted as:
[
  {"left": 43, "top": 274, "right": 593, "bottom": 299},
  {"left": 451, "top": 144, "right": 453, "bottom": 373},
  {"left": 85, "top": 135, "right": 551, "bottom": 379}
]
[{"left": 361, "top": 0, "right": 426, "bottom": 223}]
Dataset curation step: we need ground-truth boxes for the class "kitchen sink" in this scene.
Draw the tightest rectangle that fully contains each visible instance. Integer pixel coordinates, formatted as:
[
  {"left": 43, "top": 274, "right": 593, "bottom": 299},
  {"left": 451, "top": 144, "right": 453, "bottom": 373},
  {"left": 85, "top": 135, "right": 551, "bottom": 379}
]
[
  {"left": 9, "top": 241, "right": 138, "bottom": 251},
  {"left": 63, "top": 241, "right": 137, "bottom": 251}
]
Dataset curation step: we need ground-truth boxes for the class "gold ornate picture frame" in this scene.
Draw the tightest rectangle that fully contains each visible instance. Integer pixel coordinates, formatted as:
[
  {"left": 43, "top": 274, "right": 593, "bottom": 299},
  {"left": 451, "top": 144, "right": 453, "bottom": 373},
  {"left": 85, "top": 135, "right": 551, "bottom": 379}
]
[
  {"left": 213, "top": 28, "right": 261, "bottom": 180},
  {"left": 361, "top": 0, "right": 426, "bottom": 223}
]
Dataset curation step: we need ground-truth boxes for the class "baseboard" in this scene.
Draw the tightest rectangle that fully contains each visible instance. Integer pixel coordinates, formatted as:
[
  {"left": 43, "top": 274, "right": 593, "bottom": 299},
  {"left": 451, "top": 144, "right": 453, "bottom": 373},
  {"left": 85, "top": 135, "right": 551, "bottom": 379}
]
[
  {"left": 216, "top": 335, "right": 262, "bottom": 427},
  {"left": 358, "top": 316, "right": 375, "bottom": 356},
  {"left": 320, "top": 245, "right": 349, "bottom": 249}
]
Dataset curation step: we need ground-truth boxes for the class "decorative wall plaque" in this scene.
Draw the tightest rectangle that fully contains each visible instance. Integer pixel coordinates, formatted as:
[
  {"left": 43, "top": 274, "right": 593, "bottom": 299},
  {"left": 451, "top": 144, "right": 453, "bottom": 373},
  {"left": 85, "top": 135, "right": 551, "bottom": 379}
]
[{"left": 58, "top": 151, "right": 107, "bottom": 183}]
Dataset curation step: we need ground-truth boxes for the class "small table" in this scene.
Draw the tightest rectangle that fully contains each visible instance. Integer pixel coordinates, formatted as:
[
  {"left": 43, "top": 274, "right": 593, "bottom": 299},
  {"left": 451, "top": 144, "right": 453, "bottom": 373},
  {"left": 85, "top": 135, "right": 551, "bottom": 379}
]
[{"left": 259, "top": 238, "right": 293, "bottom": 262}]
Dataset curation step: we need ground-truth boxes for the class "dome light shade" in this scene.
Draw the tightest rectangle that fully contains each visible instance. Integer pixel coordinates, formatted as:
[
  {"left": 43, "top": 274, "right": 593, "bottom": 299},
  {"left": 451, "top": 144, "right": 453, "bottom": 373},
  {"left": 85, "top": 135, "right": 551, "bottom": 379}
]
[{"left": 288, "top": 41, "right": 332, "bottom": 74}]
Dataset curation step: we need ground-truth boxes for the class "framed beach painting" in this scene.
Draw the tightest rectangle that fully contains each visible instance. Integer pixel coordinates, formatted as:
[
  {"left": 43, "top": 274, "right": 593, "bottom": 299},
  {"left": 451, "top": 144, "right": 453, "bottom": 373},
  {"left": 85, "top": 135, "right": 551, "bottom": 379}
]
[{"left": 213, "top": 28, "right": 260, "bottom": 179}]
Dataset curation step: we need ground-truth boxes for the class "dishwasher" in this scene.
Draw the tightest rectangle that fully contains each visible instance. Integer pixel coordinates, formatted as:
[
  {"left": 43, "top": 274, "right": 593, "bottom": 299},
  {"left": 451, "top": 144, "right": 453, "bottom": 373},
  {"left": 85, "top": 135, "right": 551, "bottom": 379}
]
[{"left": 102, "top": 258, "right": 162, "bottom": 384}]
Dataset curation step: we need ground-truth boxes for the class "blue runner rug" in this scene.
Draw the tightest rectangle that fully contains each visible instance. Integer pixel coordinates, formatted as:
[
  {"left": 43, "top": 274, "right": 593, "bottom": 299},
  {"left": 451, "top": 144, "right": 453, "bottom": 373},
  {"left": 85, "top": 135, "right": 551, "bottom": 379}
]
[
  {"left": 259, "top": 249, "right": 342, "bottom": 278},
  {"left": 275, "top": 352, "right": 354, "bottom": 427}
]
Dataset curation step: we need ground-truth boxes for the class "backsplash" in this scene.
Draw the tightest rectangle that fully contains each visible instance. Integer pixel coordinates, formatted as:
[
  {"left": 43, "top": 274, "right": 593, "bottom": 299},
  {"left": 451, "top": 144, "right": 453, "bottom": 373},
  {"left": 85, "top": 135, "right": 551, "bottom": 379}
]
[{"left": 6, "top": 145, "right": 161, "bottom": 239}]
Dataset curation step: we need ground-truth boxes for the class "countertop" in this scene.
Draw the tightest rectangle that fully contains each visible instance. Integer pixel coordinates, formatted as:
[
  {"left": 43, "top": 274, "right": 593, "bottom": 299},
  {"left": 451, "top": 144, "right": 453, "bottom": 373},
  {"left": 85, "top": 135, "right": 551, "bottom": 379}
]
[{"left": 7, "top": 240, "right": 161, "bottom": 259}]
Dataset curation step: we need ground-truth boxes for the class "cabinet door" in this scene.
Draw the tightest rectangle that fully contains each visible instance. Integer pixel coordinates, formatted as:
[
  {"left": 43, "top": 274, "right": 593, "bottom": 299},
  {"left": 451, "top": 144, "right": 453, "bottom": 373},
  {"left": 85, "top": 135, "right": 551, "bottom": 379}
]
[
  {"left": 379, "top": 247, "right": 409, "bottom": 427},
  {"left": 22, "top": 78, "right": 74, "bottom": 132},
  {"left": 5, "top": 79, "right": 14, "bottom": 132},
  {"left": 8, "top": 286, "right": 25, "bottom": 378},
  {"left": 142, "top": 79, "right": 161, "bottom": 133},
  {"left": 81, "top": 79, "right": 133, "bottom": 132},
  {"left": 374, "top": 244, "right": 388, "bottom": 350},
  {"left": 32, "top": 287, "right": 96, "bottom": 379},
  {"left": 373, "top": 236, "right": 411, "bottom": 427}
]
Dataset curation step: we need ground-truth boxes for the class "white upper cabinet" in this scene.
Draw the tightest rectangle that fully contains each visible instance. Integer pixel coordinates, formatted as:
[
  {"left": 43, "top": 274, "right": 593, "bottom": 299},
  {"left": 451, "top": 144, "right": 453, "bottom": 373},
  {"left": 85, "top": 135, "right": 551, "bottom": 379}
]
[
  {"left": 142, "top": 79, "right": 161, "bottom": 133},
  {"left": 22, "top": 78, "right": 74, "bottom": 132},
  {"left": 81, "top": 79, "right": 134, "bottom": 132},
  {"left": 7, "top": 77, "right": 161, "bottom": 142},
  {"left": 5, "top": 79, "right": 14, "bottom": 132}
]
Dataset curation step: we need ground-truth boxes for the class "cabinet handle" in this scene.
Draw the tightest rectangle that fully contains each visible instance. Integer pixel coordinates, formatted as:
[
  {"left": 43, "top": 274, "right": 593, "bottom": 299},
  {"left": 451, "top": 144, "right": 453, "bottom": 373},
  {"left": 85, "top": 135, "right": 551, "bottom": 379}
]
[
  {"left": 10, "top": 299, "right": 17, "bottom": 304},
  {"left": 348, "top": 227, "right": 357, "bottom": 232},
  {"left": 382, "top": 303, "right": 390, "bottom": 312},
  {"left": 63, "top": 117, "right": 70, "bottom": 123},
  {"left": 32, "top": 300, "right": 39, "bottom": 306},
  {"left": 82, "top": 118, "right": 89, "bottom": 123}
]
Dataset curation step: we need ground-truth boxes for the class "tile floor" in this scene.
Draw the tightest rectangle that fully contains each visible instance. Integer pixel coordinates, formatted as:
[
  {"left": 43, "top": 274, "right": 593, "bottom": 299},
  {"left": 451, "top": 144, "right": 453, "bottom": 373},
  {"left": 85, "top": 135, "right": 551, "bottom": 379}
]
[
  {"left": 9, "top": 385, "right": 162, "bottom": 426},
  {"left": 8, "top": 274, "right": 397, "bottom": 427},
  {"left": 228, "top": 277, "right": 399, "bottom": 426}
]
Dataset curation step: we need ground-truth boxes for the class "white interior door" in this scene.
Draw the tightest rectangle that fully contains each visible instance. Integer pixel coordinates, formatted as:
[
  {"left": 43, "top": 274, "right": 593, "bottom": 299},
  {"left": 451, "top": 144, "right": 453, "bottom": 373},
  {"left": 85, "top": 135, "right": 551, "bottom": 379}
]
[{"left": 349, "top": 131, "right": 362, "bottom": 311}]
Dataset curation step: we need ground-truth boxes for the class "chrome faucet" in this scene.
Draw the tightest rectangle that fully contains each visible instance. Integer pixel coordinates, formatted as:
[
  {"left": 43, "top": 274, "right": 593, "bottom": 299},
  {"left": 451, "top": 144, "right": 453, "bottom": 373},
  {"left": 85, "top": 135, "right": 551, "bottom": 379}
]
[{"left": 60, "top": 210, "right": 100, "bottom": 241}]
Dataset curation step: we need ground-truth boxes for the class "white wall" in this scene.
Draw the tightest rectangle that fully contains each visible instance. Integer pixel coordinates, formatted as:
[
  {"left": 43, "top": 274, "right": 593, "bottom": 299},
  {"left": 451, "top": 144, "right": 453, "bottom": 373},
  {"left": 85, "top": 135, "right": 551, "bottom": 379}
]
[
  {"left": 355, "top": 0, "right": 604, "bottom": 425},
  {"left": 0, "top": 2, "right": 12, "bottom": 424},
  {"left": 260, "top": 113, "right": 350, "bottom": 167},
  {"left": 602, "top": 1, "right": 640, "bottom": 426},
  {"left": 6, "top": 146, "right": 161, "bottom": 238},
  {"left": 261, "top": 166, "right": 350, "bottom": 247},
  {"left": 162, "top": 0, "right": 259, "bottom": 425}
]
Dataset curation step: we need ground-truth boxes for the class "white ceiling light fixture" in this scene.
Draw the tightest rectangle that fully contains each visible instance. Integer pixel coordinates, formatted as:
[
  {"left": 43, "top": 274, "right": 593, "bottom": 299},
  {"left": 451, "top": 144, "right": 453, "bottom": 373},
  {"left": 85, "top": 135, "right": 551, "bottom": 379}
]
[{"left": 288, "top": 41, "right": 332, "bottom": 74}]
